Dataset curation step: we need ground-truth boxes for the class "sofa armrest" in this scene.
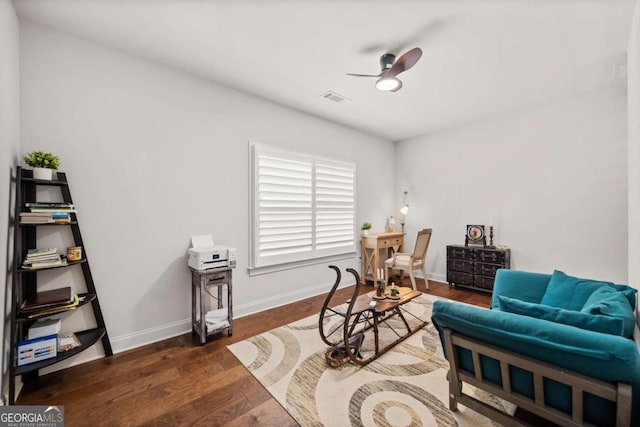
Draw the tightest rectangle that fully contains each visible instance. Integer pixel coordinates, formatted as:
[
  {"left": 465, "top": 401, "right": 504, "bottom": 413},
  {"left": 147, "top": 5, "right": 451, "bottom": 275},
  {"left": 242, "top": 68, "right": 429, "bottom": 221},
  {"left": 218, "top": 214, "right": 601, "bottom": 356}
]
[{"left": 491, "top": 269, "right": 551, "bottom": 308}]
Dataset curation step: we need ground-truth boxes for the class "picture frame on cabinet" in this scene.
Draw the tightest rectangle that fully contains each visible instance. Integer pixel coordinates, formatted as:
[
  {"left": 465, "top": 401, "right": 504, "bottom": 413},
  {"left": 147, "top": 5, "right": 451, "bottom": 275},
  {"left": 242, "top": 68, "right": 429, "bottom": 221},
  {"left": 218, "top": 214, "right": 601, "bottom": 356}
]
[{"left": 465, "top": 224, "right": 487, "bottom": 247}]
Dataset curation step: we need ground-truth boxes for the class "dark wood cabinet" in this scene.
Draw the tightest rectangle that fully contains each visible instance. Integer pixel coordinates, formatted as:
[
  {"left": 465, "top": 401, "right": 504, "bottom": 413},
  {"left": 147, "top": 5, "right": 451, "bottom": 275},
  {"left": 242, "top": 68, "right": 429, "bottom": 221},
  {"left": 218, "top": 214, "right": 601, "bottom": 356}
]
[{"left": 446, "top": 244, "right": 511, "bottom": 293}]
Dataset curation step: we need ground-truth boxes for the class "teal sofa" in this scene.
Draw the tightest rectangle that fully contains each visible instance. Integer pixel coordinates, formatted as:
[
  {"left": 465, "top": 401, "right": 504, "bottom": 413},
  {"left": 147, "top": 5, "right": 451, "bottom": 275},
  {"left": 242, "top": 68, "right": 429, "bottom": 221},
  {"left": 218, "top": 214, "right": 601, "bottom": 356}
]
[{"left": 431, "top": 269, "right": 640, "bottom": 427}]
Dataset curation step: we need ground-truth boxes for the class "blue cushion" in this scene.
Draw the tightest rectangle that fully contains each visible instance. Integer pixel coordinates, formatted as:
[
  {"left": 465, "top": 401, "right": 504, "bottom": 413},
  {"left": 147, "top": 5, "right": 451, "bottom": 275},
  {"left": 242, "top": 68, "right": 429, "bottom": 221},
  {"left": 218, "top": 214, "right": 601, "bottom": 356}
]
[
  {"left": 610, "top": 284, "right": 638, "bottom": 310},
  {"left": 540, "top": 270, "right": 613, "bottom": 311},
  {"left": 581, "top": 287, "right": 636, "bottom": 338},
  {"left": 491, "top": 269, "right": 551, "bottom": 308},
  {"left": 496, "top": 295, "right": 625, "bottom": 336}
]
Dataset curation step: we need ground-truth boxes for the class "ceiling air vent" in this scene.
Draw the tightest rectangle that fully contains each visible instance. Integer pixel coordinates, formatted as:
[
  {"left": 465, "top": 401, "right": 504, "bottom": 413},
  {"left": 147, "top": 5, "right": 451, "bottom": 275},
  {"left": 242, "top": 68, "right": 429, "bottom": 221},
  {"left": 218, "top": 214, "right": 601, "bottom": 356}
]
[{"left": 321, "top": 91, "right": 350, "bottom": 103}]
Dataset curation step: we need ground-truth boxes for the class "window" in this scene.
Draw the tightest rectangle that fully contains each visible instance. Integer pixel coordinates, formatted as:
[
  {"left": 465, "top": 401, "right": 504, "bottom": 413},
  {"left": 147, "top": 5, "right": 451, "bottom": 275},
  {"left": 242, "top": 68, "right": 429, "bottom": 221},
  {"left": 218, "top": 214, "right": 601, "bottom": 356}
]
[{"left": 249, "top": 143, "right": 355, "bottom": 270}]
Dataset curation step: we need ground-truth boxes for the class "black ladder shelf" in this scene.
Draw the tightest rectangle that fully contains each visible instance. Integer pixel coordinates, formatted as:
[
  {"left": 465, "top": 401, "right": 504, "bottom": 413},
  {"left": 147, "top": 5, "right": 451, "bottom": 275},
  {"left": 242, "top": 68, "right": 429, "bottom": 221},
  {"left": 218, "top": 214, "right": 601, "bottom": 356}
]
[{"left": 9, "top": 166, "right": 112, "bottom": 404}]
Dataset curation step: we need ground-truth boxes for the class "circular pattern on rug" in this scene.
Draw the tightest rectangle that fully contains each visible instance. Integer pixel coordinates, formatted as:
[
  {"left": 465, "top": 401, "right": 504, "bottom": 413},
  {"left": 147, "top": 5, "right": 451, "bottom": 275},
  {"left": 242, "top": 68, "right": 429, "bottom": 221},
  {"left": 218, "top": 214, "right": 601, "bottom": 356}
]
[
  {"left": 287, "top": 313, "right": 326, "bottom": 331},
  {"left": 349, "top": 380, "right": 457, "bottom": 427},
  {"left": 246, "top": 335, "right": 272, "bottom": 372},
  {"left": 372, "top": 401, "right": 420, "bottom": 427},
  {"left": 246, "top": 328, "right": 301, "bottom": 387},
  {"left": 362, "top": 332, "right": 448, "bottom": 378},
  {"left": 285, "top": 351, "right": 326, "bottom": 425}
]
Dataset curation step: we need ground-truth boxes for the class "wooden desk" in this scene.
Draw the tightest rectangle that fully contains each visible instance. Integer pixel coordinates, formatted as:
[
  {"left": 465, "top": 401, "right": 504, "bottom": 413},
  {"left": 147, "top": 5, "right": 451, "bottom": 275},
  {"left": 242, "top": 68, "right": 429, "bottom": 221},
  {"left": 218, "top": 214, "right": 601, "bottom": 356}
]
[{"left": 360, "top": 232, "right": 404, "bottom": 284}]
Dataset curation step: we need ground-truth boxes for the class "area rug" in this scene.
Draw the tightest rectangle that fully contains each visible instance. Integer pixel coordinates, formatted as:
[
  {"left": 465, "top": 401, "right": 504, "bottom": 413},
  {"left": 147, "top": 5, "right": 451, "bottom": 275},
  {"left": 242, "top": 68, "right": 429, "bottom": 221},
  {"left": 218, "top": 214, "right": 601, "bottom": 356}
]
[{"left": 228, "top": 293, "right": 514, "bottom": 426}]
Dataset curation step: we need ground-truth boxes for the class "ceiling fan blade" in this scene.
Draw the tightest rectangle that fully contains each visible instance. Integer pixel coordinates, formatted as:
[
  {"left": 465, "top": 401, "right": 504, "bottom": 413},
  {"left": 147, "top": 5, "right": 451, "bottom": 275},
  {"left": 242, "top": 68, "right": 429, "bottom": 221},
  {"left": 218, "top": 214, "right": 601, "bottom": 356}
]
[
  {"left": 346, "top": 72, "right": 382, "bottom": 78},
  {"left": 384, "top": 47, "right": 423, "bottom": 78}
]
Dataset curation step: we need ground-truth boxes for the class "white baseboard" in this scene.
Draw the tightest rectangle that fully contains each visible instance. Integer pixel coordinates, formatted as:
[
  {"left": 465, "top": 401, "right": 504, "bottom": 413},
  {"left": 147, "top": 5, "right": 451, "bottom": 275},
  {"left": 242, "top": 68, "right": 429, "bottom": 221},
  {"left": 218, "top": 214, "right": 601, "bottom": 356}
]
[
  {"left": 233, "top": 279, "right": 353, "bottom": 318},
  {"left": 429, "top": 272, "right": 447, "bottom": 283},
  {"left": 110, "top": 318, "right": 192, "bottom": 354},
  {"left": 415, "top": 272, "right": 447, "bottom": 284},
  {"left": 108, "top": 278, "right": 353, "bottom": 353}
]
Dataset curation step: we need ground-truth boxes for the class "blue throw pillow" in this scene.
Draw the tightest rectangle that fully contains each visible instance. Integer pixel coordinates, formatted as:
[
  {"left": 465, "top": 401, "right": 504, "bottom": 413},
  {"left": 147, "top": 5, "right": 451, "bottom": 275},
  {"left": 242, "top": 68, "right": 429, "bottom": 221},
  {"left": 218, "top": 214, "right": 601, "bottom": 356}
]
[
  {"left": 540, "top": 270, "right": 613, "bottom": 311},
  {"left": 581, "top": 287, "right": 636, "bottom": 338},
  {"left": 497, "top": 295, "right": 625, "bottom": 336},
  {"left": 610, "top": 284, "right": 638, "bottom": 310}
]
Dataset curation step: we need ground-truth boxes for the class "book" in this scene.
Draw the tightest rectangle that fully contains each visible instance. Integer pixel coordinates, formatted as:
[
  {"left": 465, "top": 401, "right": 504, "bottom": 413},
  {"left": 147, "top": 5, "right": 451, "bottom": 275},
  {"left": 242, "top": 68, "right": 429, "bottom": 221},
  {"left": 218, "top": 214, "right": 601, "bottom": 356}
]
[
  {"left": 19, "top": 213, "right": 55, "bottom": 224},
  {"left": 20, "top": 212, "right": 72, "bottom": 224},
  {"left": 25, "top": 202, "right": 77, "bottom": 213},
  {"left": 25, "top": 202, "right": 74, "bottom": 208},
  {"left": 26, "top": 294, "right": 80, "bottom": 318},
  {"left": 23, "top": 260, "right": 68, "bottom": 269},
  {"left": 21, "top": 287, "right": 73, "bottom": 312},
  {"left": 29, "top": 208, "right": 77, "bottom": 213},
  {"left": 23, "top": 255, "right": 61, "bottom": 264},
  {"left": 27, "top": 248, "right": 58, "bottom": 257},
  {"left": 50, "top": 213, "right": 70, "bottom": 219},
  {"left": 22, "top": 255, "right": 67, "bottom": 269}
]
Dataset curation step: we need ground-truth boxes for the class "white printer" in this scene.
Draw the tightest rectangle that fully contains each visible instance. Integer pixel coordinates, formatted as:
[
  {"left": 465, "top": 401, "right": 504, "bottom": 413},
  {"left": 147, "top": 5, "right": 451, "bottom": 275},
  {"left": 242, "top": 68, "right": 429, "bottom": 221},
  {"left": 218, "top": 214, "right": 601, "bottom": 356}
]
[{"left": 188, "top": 235, "right": 237, "bottom": 270}]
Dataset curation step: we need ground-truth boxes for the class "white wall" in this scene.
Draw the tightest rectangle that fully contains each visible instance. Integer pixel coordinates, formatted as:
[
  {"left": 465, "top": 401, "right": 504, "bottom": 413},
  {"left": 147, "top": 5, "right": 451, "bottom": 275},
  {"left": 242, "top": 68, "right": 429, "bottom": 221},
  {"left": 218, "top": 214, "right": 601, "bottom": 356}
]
[
  {"left": 0, "top": 0, "right": 21, "bottom": 403},
  {"left": 19, "top": 22, "right": 394, "bottom": 361},
  {"left": 396, "top": 87, "right": 628, "bottom": 285},
  {"left": 628, "top": 0, "right": 640, "bottom": 319},
  {"left": 627, "top": 1, "right": 640, "bottom": 325}
]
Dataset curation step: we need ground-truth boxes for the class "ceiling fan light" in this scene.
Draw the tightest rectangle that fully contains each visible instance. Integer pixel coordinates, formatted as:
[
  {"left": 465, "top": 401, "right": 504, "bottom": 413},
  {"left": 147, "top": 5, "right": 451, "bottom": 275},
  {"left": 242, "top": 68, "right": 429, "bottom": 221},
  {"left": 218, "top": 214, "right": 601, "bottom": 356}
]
[{"left": 375, "top": 77, "right": 402, "bottom": 91}]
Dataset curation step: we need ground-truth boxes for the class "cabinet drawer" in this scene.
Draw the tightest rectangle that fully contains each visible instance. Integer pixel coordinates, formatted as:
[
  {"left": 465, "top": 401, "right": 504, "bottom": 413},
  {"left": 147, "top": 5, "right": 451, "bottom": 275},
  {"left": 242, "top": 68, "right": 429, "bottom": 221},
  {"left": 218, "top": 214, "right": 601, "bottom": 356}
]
[
  {"left": 447, "top": 259, "right": 473, "bottom": 273},
  {"left": 474, "top": 275, "right": 495, "bottom": 290},
  {"left": 447, "top": 270, "right": 474, "bottom": 286},
  {"left": 474, "top": 263, "right": 502, "bottom": 277},
  {"left": 379, "top": 237, "right": 402, "bottom": 248},
  {"left": 204, "top": 272, "right": 229, "bottom": 284},
  {"left": 447, "top": 246, "right": 473, "bottom": 261},
  {"left": 476, "top": 250, "right": 505, "bottom": 264}
]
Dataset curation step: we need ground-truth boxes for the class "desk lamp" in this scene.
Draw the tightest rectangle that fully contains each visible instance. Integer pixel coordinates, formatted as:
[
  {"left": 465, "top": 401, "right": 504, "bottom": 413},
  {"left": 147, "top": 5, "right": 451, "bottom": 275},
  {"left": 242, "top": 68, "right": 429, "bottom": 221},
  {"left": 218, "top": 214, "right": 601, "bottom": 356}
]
[{"left": 400, "top": 191, "right": 409, "bottom": 232}]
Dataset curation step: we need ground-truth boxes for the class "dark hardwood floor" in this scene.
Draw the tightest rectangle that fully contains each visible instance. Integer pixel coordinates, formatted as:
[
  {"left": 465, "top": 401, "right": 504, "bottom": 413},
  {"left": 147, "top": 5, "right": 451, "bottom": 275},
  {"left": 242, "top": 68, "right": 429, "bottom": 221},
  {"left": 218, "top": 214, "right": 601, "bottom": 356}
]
[{"left": 16, "top": 279, "right": 491, "bottom": 426}]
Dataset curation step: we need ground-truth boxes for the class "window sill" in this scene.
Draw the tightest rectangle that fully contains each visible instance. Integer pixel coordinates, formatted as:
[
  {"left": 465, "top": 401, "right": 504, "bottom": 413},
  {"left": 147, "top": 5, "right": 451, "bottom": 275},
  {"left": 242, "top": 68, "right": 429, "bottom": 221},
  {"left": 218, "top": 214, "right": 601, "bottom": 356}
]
[{"left": 248, "top": 252, "right": 356, "bottom": 276}]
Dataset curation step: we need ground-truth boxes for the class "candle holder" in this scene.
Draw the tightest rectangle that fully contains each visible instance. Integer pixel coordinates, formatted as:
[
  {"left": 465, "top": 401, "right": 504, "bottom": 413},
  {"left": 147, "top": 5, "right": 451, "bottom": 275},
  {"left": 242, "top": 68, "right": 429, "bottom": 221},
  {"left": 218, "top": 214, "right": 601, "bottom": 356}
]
[
  {"left": 388, "top": 281, "right": 401, "bottom": 300},
  {"left": 374, "top": 268, "right": 387, "bottom": 299},
  {"left": 376, "top": 281, "right": 386, "bottom": 298},
  {"left": 488, "top": 226, "right": 496, "bottom": 249}
]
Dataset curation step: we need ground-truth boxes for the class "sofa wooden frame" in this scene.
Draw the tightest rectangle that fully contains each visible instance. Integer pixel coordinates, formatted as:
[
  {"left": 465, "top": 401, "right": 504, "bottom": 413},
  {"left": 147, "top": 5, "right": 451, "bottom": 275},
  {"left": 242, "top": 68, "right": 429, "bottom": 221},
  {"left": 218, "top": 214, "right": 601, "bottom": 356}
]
[{"left": 443, "top": 328, "right": 632, "bottom": 427}]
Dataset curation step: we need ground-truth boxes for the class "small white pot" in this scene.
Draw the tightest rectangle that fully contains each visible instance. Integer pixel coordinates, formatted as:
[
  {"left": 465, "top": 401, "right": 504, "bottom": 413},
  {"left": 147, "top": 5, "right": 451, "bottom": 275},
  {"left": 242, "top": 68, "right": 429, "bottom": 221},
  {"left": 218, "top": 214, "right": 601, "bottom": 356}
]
[
  {"left": 362, "top": 229, "right": 370, "bottom": 236},
  {"left": 33, "top": 167, "right": 53, "bottom": 180}
]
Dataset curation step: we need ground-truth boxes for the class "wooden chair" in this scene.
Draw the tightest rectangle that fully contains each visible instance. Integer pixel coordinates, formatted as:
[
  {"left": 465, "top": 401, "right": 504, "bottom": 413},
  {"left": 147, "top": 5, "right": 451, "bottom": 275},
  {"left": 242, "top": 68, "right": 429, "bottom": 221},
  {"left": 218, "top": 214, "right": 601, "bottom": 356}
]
[{"left": 385, "top": 228, "right": 432, "bottom": 290}]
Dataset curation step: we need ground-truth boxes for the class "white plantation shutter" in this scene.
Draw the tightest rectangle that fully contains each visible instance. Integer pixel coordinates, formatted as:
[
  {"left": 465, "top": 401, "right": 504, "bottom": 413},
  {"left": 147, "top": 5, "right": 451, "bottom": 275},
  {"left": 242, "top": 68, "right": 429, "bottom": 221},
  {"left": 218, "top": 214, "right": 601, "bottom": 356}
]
[
  {"left": 250, "top": 143, "right": 356, "bottom": 269},
  {"left": 255, "top": 149, "right": 313, "bottom": 265},
  {"left": 315, "top": 161, "right": 355, "bottom": 255}
]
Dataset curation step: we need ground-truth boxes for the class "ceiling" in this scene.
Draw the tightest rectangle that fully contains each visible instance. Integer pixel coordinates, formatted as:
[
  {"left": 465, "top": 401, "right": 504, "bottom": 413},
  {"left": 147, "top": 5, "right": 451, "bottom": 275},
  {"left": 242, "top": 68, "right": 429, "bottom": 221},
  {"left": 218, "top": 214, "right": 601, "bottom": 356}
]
[{"left": 13, "top": 0, "right": 635, "bottom": 142}]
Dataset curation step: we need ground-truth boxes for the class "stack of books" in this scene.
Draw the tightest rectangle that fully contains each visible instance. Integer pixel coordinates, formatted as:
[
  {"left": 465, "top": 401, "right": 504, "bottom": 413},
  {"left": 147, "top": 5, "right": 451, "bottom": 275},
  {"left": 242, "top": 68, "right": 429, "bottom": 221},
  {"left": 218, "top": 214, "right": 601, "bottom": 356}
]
[
  {"left": 20, "top": 286, "right": 80, "bottom": 318},
  {"left": 19, "top": 202, "right": 76, "bottom": 224},
  {"left": 22, "top": 248, "right": 68, "bottom": 269}
]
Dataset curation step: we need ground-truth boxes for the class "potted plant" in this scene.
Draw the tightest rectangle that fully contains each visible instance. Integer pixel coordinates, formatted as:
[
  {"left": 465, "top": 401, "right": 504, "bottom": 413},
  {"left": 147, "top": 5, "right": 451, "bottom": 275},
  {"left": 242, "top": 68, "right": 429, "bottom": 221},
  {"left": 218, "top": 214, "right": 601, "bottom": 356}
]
[
  {"left": 361, "top": 222, "right": 372, "bottom": 236},
  {"left": 23, "top": 151, "right": 60, "bottom": 180}
]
